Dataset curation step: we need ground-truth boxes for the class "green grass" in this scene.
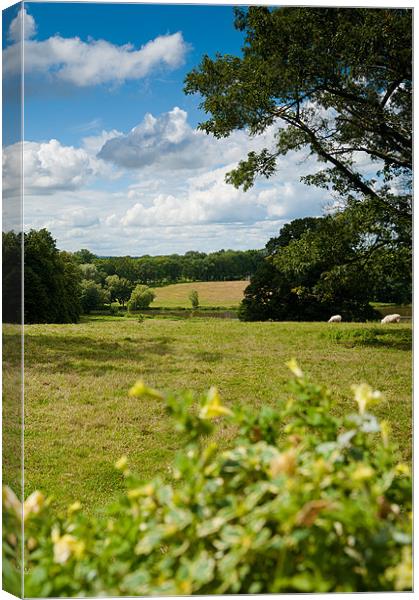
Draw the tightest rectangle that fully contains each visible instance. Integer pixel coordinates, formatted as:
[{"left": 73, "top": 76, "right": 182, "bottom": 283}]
[
  {"left": 152, "top": 280, "right": 248, "bottom": 308},
  {"left": 3, "top": 317, "right": 411, "bottom": 514}
]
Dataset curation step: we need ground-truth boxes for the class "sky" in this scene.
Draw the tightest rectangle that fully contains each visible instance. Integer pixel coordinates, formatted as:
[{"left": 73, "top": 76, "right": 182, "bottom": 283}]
[{"left": 3, "top": 2, "right": 335, "bottom": 256}]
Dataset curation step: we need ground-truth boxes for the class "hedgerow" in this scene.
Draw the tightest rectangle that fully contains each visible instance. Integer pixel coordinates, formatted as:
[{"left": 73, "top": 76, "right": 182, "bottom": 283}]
[{"left": 3, "top": 362, "right": 412, "bottom": 596}]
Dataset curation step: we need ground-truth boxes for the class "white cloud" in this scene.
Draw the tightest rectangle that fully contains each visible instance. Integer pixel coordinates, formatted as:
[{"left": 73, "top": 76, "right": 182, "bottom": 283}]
[
  {"left": 98, "top": 107, "right": 210, "bottom": 169},
  {"left": 119, "top": 161, "right": 325, "bottom": 230},
  {"left": 82, "top": 129, "right": 124, "bottom": 155},
  {"left": 3, "top": 139, "right": 109, "bottom": 196},
  {"left": 98, "top": 106, "right": 278, "bottom": 171},
  {"left": 12, "top": 100, "right": 333, "bottom": 255},
  {"left": 8, "top": 7, "right": 36, "bottom": 43},
  {"left": 44, "top": 208, "right": 100, "bottom": 230},
  {"left": 4, "top": 9, "right": 189, "bottom": 87}
]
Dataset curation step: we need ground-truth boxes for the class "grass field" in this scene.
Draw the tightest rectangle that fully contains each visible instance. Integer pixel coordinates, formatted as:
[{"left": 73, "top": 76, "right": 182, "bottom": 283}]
[
  {"left": 3, "top": 315, "right": 411, "bottom": 515},
  {"left": 152, "top": 280, "right": 248, "bottom": 308}
]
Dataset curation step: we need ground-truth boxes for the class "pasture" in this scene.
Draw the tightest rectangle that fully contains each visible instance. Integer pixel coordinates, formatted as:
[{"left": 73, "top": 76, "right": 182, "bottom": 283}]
[
  {"left": 151, "top": 280, "right": 248, "bottom": 308},
  {"left": 7, "top": 314, "right": 411, "bottom": 515}
]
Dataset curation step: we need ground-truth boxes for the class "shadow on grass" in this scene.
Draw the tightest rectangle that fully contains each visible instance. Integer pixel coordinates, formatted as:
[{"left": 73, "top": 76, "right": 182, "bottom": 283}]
[
  {"left": 194, "top": 350, "right": 224, "bottom": 363},
  {"left": 327, "top": 327, "right": 412, "bottom": 351},
  {"left": 18, "top": 333, "right": 174, "bottom": 374}
]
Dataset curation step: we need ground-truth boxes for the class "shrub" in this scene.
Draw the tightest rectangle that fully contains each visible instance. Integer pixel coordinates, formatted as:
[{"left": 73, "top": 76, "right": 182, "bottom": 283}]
[
  {"left": 127, "top": 285, "right": 155, "bottom": 311},
  {"left": 109, "top": 305, "right": 124, "bottom": 317},
  {"left": 189, "top": 290, "right": 199, "bottom": 309},
  {"left": 3, "top": 364, "right": 412, "bottom": 596}
]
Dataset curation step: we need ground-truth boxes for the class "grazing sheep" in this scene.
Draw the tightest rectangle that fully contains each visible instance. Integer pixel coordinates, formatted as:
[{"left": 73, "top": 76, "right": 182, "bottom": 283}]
[
  {"left": 328, "top": 315, "right": 342, "bottom": 323},
  {"left": 381, "top": 313, "right": 401, "bottom": 324}
]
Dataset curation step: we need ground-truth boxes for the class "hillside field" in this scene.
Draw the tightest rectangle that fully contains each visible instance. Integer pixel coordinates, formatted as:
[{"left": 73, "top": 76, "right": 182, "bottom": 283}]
[
  {"left": 151, "top": 280, "right": 248, "bottom": 308},
  {"left": 3, "top": 315, "right": 411, "bottom": 515}
]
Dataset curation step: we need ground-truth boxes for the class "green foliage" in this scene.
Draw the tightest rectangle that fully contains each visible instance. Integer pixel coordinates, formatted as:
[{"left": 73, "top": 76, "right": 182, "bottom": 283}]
[
  {"left": 185, "top": 7, "right": 411, "bottom": 219},
  {"left": 24, "top": 229, "right": 82, "bottom": 324},
  {"left": 2, "top": 230, "right": 22, "bottom": 323},
  {"left": 105, "top": 275, "right": 134, "bottom": 307},
  {"left": 108, "top": 305, "right": 124, "bottom": 317},
  {"left": 80, "top": 281, "right": 110, "bottom": 314},
  {"left": 79, "top": 263, "right": 101, "bottom": 282},
  {"left": 240, "top": 209, "right": 406, "bottom": 321},
  {"left": 95, "top": 249, "right": 264, "bottom": 287},
  {"left": 127, "top": 284, "right": 155, "bottom": 311},
  {"left": 73, "top": 249, "right": 96, "bottom": 265},
  {"left": 189, "top": 289, "right": 199, "bottom": 309},
  {"left": 3, "top": 366, "right": 412, "bottom": 595}
]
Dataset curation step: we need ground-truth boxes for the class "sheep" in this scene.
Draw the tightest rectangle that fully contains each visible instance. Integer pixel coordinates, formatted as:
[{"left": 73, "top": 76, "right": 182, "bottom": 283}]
[
  {"left": 381, "top": 313, "right": 401, "bottom": 324},
  {"left": 328, "top": 315, "right": 342, "bottom": 323}
]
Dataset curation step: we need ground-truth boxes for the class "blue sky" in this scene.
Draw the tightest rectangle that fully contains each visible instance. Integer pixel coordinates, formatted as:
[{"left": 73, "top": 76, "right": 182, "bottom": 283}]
[{"left": 3, "top": 2, "right": 331, "bottom": 256}]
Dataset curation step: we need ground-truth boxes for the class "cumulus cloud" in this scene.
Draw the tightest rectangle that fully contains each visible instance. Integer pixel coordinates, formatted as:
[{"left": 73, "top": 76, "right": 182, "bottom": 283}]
[
  {"left": 119, "top": 162, "right": 325, "bottom": 230},
  {"left": 3, "top": 139, "right": 108, "bottom": 196},
  {"left": 98, "top": 106, "right": 276, "bottom": 171},
  {"left": 44, "top": 208, "right": 100, "bottom": 230},
  {"left": 82, "top": 129, "right": 124, "bottom": 155},
  {"left": 3, "top": 9, "right": 189, "bottom": 87},
  {"left": 98, "top": 107, "right": 211, "bottom": 169},
  {"left": 8, "top": 7, "right": 36, "bottom": 43}
]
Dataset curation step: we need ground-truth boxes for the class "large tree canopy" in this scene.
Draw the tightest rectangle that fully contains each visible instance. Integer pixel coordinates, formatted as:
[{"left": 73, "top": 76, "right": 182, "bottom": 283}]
[
  {"left": 185, "top": 7, "right": 412, "bottom": 231},
  {"left": 239, "top": 211, "right": 399, "bottom": 322},
  {"left": 24, "top": 229, "right": 82, "bottom": 324}
]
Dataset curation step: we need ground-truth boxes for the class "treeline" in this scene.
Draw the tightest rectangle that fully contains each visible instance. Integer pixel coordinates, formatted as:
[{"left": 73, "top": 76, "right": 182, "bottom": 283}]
[
  {"left": 2, "top": 230, "right": 263, "bottom": 324},
  {"left": 75, "top": 248, "right": 263, "bottom": 286}
]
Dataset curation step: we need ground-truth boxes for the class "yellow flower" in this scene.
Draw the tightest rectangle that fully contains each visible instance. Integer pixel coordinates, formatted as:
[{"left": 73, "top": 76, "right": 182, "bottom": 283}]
[
  {"left": 129, "top": 380, "right": 163, "bottom": 399},
  {"left": 199, "top": 387, "right": 233, "bottom": 420},
  {"left": 68, "top": 501, "right": 82, "bottom": 514},
  {"left": 351, "top": 383, "right": 382, "bottom": 415},
  {"left": 352, "top": 464, "right": 374, "bottom": 481},
  {"left": 3, "top": 486, "right": 22, "bottom": 519},
  {"left": 23, "top": 491, "right": 45, "bottom": 521},
  {"left": 53, "top": 533, "right": 85, "bottom": 564},
  {"left": 285, "top": 358, "right": 304, "bottom": 378},
  {"left": 395, "top": 463, "right": 410, "bottom": 476}
]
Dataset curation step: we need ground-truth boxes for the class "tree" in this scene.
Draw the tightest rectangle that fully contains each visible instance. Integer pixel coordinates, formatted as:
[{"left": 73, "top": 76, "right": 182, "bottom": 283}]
[
  {"left": 240, "top": 213, "right": 380, "bottom": 322},
  {"left": 73, "top": 249, "right": 96, "bottom": 264},
  {"left": 189, "top": 290, "right": 199, "bottom": 309},
  {"left": 79, "top": 281, "right": 110, "bottom": 314},
  {"left": 2, "top": 231, "right": 22, "bottom": 323},
  {"left": 105, "top": 275, "right": 134, "bottom": 307},
  {"left": 24, "top": 229, "right": 81, "bottom": 324},
  {"left": 185, "top": 7, "right": 412, "bottom": 241},
  {"left": 79, "top": 263, "right": 101, "bottom": 282},
  {"left": 127, "top": 285, "right": 155, "bottom": 311},
  {"left": 60, "top": 252, "right": 82, "bottom": 323},
  {"left": 265, "top": 217, "right": 323, "bottom": 255}
]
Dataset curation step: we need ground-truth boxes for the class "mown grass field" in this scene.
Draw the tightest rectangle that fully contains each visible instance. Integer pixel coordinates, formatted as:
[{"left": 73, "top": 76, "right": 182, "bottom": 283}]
[
  {"left": 3, "top": 315, "right": 411, "bottom": 515},
  {"left": 152, "top": 280, "right": 248, "bottom": 308}
]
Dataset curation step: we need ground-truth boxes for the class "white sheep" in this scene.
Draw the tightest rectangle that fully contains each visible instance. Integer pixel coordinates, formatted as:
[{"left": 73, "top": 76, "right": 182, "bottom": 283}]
[
  {"left": 381, "top": 313, "right": 401, "bottom": 324},
  {"left": 328, "top": 315, "right": 342, "bottom": 323}
]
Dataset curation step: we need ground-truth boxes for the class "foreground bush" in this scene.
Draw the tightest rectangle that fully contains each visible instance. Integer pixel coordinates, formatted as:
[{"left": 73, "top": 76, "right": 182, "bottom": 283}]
[{"left": 3, "top": 364, "right": 412, "bottom": 596}]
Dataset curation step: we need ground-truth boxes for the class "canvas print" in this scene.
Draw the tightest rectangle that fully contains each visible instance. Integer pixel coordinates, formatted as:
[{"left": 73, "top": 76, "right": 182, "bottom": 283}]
[{"left": 2, "top": 1, "right": 412, "bottom": 596}]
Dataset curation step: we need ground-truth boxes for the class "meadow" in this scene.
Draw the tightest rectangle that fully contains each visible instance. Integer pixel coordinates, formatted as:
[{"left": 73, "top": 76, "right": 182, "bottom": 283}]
[
  {"left": 4, "top": 310, "right": 410, "bottom": 515},
  {"left": 152, "top": 280, "right": 248, "bottom": 308}
]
